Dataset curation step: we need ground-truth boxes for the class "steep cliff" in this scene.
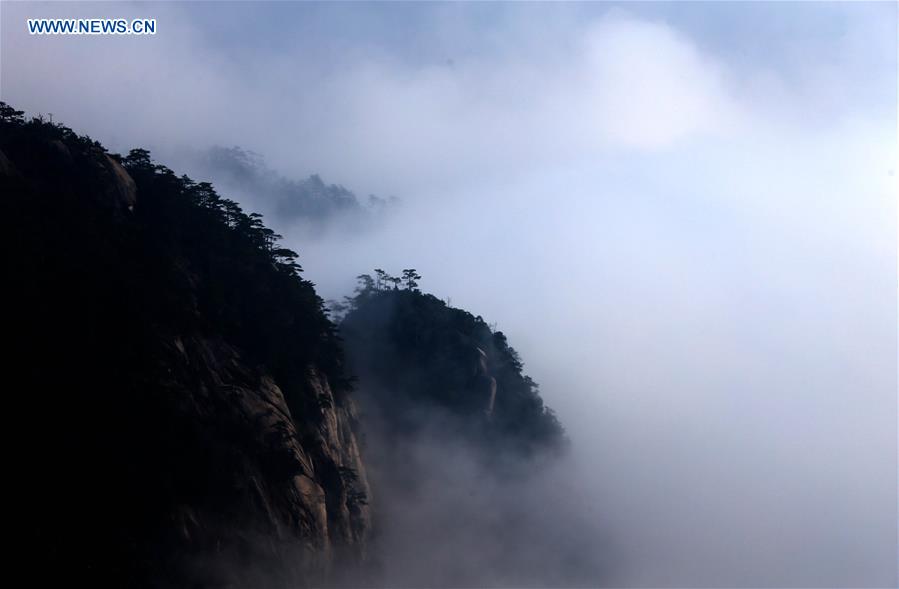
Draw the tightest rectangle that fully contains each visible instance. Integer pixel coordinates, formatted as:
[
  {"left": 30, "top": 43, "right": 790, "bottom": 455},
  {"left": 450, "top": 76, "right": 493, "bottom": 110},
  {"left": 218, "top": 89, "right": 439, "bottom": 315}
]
[{"left": 1, "top": 104, "right": 369, "bottom": 587}]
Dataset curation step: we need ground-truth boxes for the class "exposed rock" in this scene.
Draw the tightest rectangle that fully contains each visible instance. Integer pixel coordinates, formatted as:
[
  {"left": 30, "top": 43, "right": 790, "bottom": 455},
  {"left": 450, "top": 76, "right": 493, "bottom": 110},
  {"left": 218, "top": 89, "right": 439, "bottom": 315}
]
[
  {"left": 102, "top": 154, "right": 137, "bottom": 212},
  {"left": 474, "top": 346, "right": 497, "bottom": 416},
  {"left": 155, "top": 334, "right": 371, "bottom": 585}
]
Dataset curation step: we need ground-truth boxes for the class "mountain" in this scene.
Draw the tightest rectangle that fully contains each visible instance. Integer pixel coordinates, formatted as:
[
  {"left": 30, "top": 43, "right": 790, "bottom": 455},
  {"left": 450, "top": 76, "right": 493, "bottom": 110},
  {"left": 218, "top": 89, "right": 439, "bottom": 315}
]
[
  {"left": 1, "top": 103, "right": 566, "bottom": 587},
  {"left": 2, "top": 104, "right": 369, "bottom": 587}
]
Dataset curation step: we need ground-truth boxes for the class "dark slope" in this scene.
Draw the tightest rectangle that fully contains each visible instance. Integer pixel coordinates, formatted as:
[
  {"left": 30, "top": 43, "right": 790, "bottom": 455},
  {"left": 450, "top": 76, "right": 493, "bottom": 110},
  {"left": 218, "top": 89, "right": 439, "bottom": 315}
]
[
  {"left": 1, "top": 103, "right": 370, "bottom": 588},
  {"left": 340, "top": 278, "right": 564, "bottom": 456}
]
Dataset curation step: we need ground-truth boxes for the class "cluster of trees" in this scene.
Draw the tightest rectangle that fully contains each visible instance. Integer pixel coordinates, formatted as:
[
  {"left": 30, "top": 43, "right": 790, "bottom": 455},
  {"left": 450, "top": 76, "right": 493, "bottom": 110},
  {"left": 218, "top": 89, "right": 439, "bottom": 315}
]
[
  {"left": 120, "top": 148, "right": 303, "bottom": 274},
  {"left": 113, "top": 145, "right": 352, "bottom": 397},
  {"left": 370, "top": 268, "right": 422, "bottom": 291},
  {"left": 0, "top": 101, "right": 352, "bottom": 393},
  {"left": 351, "top": 268, "right": 422, "bottom": 293},
  {"left": 329, "top": 268, "right": 421, "bottom": 321},
  {"left": 1, "top": 102, "right": 104, "bottom": 153}
]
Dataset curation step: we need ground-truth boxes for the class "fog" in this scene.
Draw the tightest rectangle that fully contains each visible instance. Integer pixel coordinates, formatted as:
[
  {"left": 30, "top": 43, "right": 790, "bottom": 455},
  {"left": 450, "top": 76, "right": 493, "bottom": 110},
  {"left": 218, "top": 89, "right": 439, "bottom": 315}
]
[
  {"left": 350, "top": 411, "right": 612, "bottom": 588},
  {"left": 3, "top": 1, "right": 896, "bottom": 586}
]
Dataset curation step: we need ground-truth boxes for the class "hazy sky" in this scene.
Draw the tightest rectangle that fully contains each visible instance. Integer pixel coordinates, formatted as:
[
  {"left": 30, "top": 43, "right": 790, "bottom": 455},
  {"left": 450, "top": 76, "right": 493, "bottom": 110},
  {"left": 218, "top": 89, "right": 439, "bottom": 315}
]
[{"left": 3, "top": 1, "right": 896, "bottom": 586}]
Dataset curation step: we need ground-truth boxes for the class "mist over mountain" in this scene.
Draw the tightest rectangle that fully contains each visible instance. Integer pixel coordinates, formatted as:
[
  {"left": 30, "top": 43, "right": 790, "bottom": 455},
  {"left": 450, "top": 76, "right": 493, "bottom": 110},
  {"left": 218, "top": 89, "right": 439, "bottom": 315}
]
[
  {"left": 2, "top": 3, "right": 896, "bottom": 586},
  {"left": 183, "top": 145, "right": 397, "bottom": 235},
  {"left": 2, "top": 104, "right": 586, "bottom": 587}
]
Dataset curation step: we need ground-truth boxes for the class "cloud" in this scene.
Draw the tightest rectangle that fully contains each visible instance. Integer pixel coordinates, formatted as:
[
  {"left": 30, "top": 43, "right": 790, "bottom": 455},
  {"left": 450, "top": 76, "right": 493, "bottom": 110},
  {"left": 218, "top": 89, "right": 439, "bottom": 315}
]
[
  {"left": 580, "top": 13, "right": 741, "bottom": 149},
  {"left": 3, "top": 5, "right": 745, "bottom": 193}
]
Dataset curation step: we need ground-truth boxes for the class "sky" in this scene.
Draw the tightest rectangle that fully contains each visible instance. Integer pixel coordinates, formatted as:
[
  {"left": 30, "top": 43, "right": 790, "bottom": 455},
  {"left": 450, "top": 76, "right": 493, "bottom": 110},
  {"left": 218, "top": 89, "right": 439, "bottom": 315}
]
[{"left": 2, "top": 1, "right": 897, "bottom": 586}]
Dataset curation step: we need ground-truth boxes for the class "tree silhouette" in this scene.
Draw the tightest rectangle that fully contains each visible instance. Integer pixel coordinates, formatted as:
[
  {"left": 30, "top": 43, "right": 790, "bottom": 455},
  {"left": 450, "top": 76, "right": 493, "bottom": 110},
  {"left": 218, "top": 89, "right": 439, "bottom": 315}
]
[
  {"left": 401, "top": 268, "right": 421, "bottom": 291},
  {"left": 122, "top": 148, "right": 152, "bottom": 170},
  {"left": 0, "top": 103, "right": 24, "bottom": 124},
  {"left": 373, "top": 268, "right": 388, "bottom": 291}
]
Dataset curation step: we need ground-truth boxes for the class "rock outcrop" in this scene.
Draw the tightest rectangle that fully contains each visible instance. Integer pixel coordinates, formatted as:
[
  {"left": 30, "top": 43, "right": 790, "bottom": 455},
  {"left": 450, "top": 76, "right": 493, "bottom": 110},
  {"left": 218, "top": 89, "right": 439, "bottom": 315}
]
[
  {"left": 153, "top": 335, "right": 371, "bottom": 586},
  {"left": 474, "top": 346, "right": 497, "bottom": 416}
]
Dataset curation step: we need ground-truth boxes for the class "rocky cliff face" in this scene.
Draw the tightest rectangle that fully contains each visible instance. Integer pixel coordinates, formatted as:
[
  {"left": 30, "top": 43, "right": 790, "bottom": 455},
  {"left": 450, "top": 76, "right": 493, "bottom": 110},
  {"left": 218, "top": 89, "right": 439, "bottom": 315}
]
[
  {"left": 1, "top": 106, "right": 370, "bottom": 587},
  {"left": 153, "top": 335, "right": 371, "bottom": 586}
]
